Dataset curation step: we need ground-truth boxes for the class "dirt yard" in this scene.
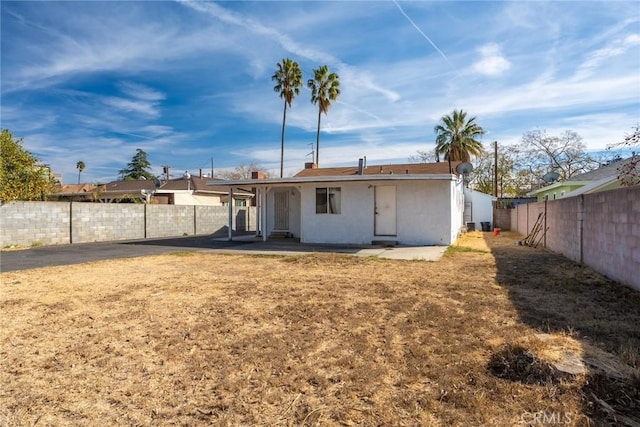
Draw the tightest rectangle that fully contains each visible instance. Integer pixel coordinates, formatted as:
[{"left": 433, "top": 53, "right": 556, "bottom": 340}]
[{"left": 1, "top": 231, "right": 639, "bottom": 426}]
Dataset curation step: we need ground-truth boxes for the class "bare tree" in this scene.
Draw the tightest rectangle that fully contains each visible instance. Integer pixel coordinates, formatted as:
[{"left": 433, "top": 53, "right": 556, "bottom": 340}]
[
  {"left": 607, "top": 125, "right": 639, "bottom": 187},
  {"left": 216, "top": 162, "right": 275, "bottom": 180},
  {"left": 408, "top": 149, "right": 437, "bottom": 163},
  {"left": 516, "top": 129, "right": 598, "bottom": 184}
]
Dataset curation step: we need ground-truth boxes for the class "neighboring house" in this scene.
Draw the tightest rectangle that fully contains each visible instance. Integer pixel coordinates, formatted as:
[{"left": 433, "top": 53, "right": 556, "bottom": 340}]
[
  {"left": 217, "top": 161, "right": 492, "bottom": 246},
  {"left": 155, "top": 175, "right": 253, "bottom": 206},
  {"left": 50, "top": 184, "right": 98, "bottom": 202},
  {"left": 98, "top": 179, "right": 158, "bottom": 203},
  {"left": 528, "top": 158, "right": 631, "bottom": 201}
]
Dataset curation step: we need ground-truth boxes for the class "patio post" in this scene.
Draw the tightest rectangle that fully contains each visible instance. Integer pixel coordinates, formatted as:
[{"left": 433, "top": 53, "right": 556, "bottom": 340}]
[{"left": 228, "top": 187, "right": 233, "bottom": 241}]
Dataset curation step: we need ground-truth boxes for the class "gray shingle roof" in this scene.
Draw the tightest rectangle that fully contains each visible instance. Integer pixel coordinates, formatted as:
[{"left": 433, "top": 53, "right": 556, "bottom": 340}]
[{"left": 566, "top": 158, "right": 631, "bottom": 182}]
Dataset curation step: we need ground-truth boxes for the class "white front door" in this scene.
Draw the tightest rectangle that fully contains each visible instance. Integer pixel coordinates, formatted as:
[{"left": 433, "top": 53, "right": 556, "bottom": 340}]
[
  {"left": 375, "top": 185, "right": 396, "bottom": 236},
  {"left": 274, "top": 190, "right": 289, "bottom": 230}
]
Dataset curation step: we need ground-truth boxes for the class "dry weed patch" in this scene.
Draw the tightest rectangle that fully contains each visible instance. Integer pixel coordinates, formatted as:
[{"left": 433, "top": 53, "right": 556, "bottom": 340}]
[{"left": 1, "top": 231, "right": 639, "bottom": 426}]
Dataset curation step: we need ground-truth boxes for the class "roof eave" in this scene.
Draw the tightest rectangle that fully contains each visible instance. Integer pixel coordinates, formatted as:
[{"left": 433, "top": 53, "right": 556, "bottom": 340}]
[{"left": 212, "top": 174, "right": 459, "bottom": 187}]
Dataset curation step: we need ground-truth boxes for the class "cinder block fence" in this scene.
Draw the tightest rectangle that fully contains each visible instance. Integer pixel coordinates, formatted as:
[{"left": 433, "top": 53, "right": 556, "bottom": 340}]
[
  {"left": 509, "top": 186, "right": 640, "bottom": 291},
  {"left": 0, "top": 202, "right": 255, "bottom": 247}
]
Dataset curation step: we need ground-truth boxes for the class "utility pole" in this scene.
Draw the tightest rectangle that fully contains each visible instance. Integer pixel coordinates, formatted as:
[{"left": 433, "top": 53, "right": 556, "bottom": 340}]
[
  {"left": 211, "top": 158, "right": 214, "bottom": 178},
  {"left": 493, "top": 141, "right": 498, "bottom": 197}
]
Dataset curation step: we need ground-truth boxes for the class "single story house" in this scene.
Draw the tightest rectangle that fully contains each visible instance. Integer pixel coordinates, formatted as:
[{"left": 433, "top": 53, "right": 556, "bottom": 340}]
[
  {"left": 155, "top": 175, "right": 253, "bottom": 206},
  {"left": 216, "top": 161, "right": 492, "bottom": 246},
  {"left": 528, "top": 158, "right": 631, "bottom": 201}
]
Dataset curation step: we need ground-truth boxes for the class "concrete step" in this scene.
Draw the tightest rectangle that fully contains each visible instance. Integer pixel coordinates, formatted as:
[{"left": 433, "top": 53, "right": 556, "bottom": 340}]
[
  {"left": 269, "top": 231, "right": 291, "bottom": 239},
  {"left": 372, "top": 240, "right": 398, "bottom": 247}
]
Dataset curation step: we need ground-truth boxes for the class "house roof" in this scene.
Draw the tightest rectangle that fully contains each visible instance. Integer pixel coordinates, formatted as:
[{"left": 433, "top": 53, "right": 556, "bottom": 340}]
[
  {"left": 294, "top": 162, "right": 462, "bottom": 178},
  {"left": 215, "top": 162, "right": 461, "bottom": 187},
  {"left": 158, "top": 176, "right": 253, "bottom": 196},
  {"left": 567, "top": 175, "right": 620, "bottom": 196},
  {"left": 528, "top": 158, "right": 630, "bottom": 196},
  {"left": 101, "top": 179, "right": 157, "bottom": 192},
  {"left": 56, "top": 184, "right": 97, "bottom": 194},
  {"left": 566, "top": 158, "right": 630, "bottom": 182}
]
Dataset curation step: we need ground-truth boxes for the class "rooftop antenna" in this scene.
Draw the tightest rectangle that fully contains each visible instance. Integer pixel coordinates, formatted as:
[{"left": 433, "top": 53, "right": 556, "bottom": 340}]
[
  {"left": 542, "top": 171, "right": 560, "bottom": 184},
  {"left": 306, "top": 142, "right": 315, "bottom": 164}
]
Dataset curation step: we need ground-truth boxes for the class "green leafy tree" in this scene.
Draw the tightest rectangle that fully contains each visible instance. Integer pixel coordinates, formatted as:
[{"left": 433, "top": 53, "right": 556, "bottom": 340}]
[
  {"left": 119, "top": 148, "right": 155, "bottom": 181},
  {"left": 471, "top": 143, "right": 519, "bottom": 196},
  {"left": 272, "top": 58, "right": 303, "bottom": 177},
  {"left": 76, "top": 160, "right": 85, "bottom": 184},
  {"left": 434, "top": 109, "right": 485, "bottom": 169},
  {"left": 308, "top": 65, "right": 340, "bottom": 166},
  {"left": 0, "top": 129, "right": 57, "bottom": 201}
]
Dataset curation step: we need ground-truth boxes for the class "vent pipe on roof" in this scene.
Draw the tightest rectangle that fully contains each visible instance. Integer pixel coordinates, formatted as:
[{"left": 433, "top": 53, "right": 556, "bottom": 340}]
[
  {"left": 363, "top": 156, "right": 367, "bottom": 169},
  {"left": 358, "top": 158, "right": 364, "bottom": 175}
]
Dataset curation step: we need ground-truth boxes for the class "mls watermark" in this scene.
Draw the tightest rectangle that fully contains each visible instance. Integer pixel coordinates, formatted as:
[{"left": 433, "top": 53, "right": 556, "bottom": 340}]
[{"left": 519, "top": 411, "right": 573, "bottom": 425}]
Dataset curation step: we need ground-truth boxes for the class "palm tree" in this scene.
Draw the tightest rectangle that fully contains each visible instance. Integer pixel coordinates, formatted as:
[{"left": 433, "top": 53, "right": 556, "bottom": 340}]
[
  {"left": 434, "top": 109, "right": 485, "bottom": 172},
  {"left": 308, "top": 65, "right": 340, "bottom": 166},
  {"left": 76, "top": 161, "right": 85, "bottom": 184},
  {"left": 272, "top": 58, "right": 303, "bottom": 177}
]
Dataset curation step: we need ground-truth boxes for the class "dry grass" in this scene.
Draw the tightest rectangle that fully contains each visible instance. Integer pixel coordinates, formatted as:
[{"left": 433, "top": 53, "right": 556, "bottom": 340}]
[{"left": 1, "top": 231, "right": 639, "bottom": 426}]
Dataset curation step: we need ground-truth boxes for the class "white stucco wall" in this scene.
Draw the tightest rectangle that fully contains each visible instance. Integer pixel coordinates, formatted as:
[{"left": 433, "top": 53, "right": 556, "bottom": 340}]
[
  {"left": 298, "top": 179, "right": 459, "bottom": 246},
  {"left": 170, "top": 192, "right": 223, "bottom": 206},
  {"left": 463, "top": 188, "right": 494, "bottom": 225},
  {"left": 450, "top": 179, "right": 465, "bottom": 242}
]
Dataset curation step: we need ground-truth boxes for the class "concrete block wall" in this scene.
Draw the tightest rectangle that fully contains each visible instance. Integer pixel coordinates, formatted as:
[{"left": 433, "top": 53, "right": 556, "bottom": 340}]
[
  {"left": 0, "top": 201, "right": 70, "bottom": 247},
  {"left": 195, "top": 206, "right": 229, "bottom": 236},
  {"left": 72, "top": 203, "right": 144, "bottom": 243},
  {"left": 0, "top": 203, "right": 257, "bottom": 247},
  {"left": 545, "top": 198, "right": 580, "bottom": 262},
  {"left": 493, "top": 208, "right": 511, "bottom": 230},
  {"left": 233, "top": 206, "right": 252, "bottom": 232},
  {"left": 582, "top": 187, "right": 640, "bottom": 290},
  {"left": 146, "top": 205, "right": 196, "bottom": 238},
  {"left": 510, "top": 187, "right": 640, "bottom": 291}
]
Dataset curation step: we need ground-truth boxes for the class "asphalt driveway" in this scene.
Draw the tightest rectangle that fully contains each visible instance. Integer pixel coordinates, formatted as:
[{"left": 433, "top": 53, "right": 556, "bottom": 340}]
[{"left": 0, "top": 235, "right": 447, "bottom": 272}]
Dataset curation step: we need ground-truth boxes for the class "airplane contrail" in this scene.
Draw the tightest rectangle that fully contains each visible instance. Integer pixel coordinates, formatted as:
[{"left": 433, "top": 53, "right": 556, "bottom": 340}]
[{"left": 392, "top": 0, "right": 452, "bottom": 66}]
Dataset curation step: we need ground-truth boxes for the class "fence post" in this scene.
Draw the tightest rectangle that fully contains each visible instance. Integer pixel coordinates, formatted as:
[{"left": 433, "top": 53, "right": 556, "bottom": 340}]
[
  {"left": 144, "top": 203, "right": 147, "bottom": 239},
  {"left": 578, "top": 195, "right": 584, "bottom": 264},
  {"left": 69, "top": 202, "right": 73, "bottom": 244},
  {"left": 544, "top": 199, "right": 547, "bottom": 248}
]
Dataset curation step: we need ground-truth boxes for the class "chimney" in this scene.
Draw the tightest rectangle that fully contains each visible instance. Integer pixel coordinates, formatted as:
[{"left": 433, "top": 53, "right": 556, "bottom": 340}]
[
  {"left": 251, "top": 171, "right": 265, "bottom": 180},
  {"left": 304, "top": 162, "right": 318, "bottom": 169},
  {"left": 358, "top": 158, "right": 364, "bottom": 175},
  {"left": 199, "top": 168, "right": 203, "bottom": 178}
]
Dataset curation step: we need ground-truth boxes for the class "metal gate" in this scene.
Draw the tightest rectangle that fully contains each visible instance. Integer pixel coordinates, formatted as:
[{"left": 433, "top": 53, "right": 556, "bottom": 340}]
[{"left": 273, "top": 190, "right": 289, "bottom": 230}]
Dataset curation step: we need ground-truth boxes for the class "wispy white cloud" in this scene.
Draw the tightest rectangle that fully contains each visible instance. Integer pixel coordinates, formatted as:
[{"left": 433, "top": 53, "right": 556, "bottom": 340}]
[
  {"left": 472, "top": 44, "right": 511, "bottom": 77},
  {"left": 103, "top": 97, "right": 160, "bottom": 118},
  {"left": 574, "top": 33, "right": 640, "bottom": 80},
  {"left": 118, "top": 82, "right": 166, "bottom": 102},
  {"left": 178, "top": 0, "right": 400, "bottom": 103}
]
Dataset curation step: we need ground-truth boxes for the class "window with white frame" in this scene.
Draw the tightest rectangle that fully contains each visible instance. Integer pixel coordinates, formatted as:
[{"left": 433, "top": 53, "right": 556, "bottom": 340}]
[{"left": 316, "top": 187, "right": 341, "bottom": 214}]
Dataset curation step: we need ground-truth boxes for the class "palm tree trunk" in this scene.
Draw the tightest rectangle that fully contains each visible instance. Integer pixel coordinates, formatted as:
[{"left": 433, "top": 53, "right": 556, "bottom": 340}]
[
  {"left": 316, "top": 108, "right": 322, "bottom": 166},
  {"left": 78, "top": 170, "right": 81, "bottom": 184},
  {"left": 280, "top": 99, "right": 287, "bottom": 178}
]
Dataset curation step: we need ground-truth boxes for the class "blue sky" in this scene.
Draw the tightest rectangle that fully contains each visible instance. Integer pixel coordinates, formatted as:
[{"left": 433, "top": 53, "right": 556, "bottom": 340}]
[{"left": 1, "top": 1, "right": 639, "bottom": 183}]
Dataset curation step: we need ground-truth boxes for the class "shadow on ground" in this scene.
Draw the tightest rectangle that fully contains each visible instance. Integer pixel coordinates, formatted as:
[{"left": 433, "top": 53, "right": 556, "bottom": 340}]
[{"left": 484, "top": 231, "right": 640, "bottom": 425}]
